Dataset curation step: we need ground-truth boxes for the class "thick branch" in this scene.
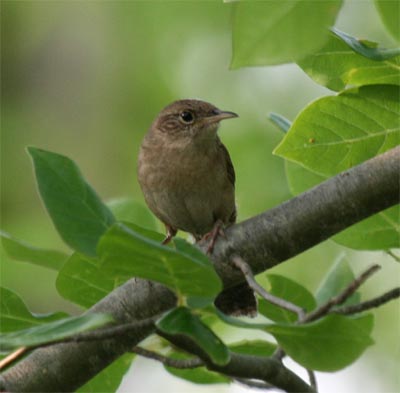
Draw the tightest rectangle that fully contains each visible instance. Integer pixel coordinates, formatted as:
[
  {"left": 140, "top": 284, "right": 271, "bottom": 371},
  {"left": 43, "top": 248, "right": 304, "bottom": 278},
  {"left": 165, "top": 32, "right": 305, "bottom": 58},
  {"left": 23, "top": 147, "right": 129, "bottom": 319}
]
[
  {"left": 1, "top": 147, "right": 399, "bottom": 392},
  {"left": 210, "top": 146, "right": 400, "bottom": 286}
]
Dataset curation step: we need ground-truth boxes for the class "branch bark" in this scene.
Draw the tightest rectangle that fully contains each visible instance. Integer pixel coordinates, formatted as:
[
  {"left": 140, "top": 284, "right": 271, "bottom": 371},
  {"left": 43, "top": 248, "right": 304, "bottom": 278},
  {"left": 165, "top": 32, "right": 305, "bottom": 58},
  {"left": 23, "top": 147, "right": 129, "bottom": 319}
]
[{"left": 1, "top": 146, "right": 399, "bottom": 392}]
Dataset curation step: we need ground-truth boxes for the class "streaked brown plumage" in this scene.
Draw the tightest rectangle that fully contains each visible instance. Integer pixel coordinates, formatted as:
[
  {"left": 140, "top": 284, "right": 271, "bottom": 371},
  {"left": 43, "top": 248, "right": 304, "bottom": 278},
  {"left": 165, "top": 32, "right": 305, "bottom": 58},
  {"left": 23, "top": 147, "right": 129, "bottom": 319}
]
[{"left": 137, "top": 99, "right": 256, "bottom": 316}]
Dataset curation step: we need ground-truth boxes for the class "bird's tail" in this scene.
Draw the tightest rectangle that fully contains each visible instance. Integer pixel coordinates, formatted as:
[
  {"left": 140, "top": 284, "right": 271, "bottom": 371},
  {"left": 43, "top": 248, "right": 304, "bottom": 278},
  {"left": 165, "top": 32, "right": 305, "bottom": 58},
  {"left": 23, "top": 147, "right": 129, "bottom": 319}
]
[{"left": 214, "top": 282, "right": 257, "bottom": 317}]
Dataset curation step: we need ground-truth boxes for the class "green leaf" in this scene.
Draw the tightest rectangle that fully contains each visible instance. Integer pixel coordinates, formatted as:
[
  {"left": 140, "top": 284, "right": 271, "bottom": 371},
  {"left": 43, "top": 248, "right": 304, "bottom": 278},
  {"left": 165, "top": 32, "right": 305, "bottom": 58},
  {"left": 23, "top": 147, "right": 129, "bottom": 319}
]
[
  {"left": 0, "top": 287, "right": 67, "bottom": 333},
  {"left": 315, "top": 257, "right": 361, "bottom": 306},
  {"left": 268, "top": 113, "right": 291, "bottom": 133},
  {"left": 267, "top": 314, "right": 374, "bottom": 371},
  {"left": 259, "top": 275, "right": 316, "bottom": 323},
  {"left": 98, "top": 223, "right": 222, "bottom": 301},
  {"left": 157, "top": 307, "right": 230, "bottom": 366},
  {"left": 375, "top": 0, "right": 400, "bottom": 42},
  {"left": 274, "top": 85, "right": 400, "bottom": 177},
  {"left": 0, "top": 231, "right": 68, "bottom": 271},
  {"left": 77, "top": 353, "right": 134, "bottom": 392},
  {"left": 333, "top": 205, "right": 400, "bottom": 249},
  {"left": 331, "top": 27, "right": 400, "bottom": 60},
  {"left": 229, "top": 340, "right": 276, "bottom": 357},
  {"left": 57, "top": 223, "right": 165, "bottom": 308},
  {"left": 107, "top": 198, "right": 158, "bottom": 231},
  {"left": 298, "top": 33, "right": 400, "bottom": 91},
  {"left": 27, "top": 147, "right": 116, "bottom": 256},
  {"left": 217, "top": 305, "right": 374, "bottom": 371},
  {"left": 56, "top": 252, "right": 116, "bottom": 309},
  {"left": 231, "top": 0, "right": 343, "bottom": 67},
  {"left": 0, "top": 313, "right": 113, "bottom": 351}
]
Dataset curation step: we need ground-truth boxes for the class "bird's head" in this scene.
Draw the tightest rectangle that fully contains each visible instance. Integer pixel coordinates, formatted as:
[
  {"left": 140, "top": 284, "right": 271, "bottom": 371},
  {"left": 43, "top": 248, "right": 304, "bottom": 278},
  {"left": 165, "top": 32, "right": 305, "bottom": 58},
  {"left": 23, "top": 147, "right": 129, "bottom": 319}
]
[{"left": 151, "top": 99, "right": 238, "bottom": 142}]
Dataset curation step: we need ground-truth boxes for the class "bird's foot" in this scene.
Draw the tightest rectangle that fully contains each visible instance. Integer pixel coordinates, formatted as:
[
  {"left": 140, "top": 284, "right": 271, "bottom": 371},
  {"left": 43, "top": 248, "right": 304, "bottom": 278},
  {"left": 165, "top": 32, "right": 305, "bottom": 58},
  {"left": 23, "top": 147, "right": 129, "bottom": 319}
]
[
  {"left": 162, "top": 225, "right": 177, "bottom": 245},
  {"left": 201, "top": 220, "right": 225, "bottom": 254}
]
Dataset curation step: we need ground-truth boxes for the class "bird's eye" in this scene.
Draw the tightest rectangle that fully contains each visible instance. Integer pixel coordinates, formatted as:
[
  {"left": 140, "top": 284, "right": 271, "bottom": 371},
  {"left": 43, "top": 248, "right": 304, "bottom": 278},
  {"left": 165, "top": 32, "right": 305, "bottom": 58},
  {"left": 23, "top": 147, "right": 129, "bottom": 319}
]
[{"left": 180, "top": 111, "right": 194, "bottom": 123}]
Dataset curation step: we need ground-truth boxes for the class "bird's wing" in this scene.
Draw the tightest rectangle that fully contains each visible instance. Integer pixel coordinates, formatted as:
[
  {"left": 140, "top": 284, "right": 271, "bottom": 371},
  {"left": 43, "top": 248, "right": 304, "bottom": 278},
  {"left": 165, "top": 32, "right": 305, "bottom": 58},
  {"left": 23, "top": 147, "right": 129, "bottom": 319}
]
[{"left": 217, "top": 138, "right": 235, "bottom": 187}]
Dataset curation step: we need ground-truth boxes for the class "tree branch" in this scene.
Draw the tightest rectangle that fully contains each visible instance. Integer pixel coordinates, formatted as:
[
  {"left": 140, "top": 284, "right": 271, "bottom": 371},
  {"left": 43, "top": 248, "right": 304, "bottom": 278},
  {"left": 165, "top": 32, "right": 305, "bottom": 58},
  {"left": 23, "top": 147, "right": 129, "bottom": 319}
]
[
  {"left": 1, "top": 147, "right": 399, "bottom": 392},
  {"left": 156, "top": 331, "right": 315, "bottom": 393},
  {"left": 131, "top": 346, "right": 204, "bottom": 369}
]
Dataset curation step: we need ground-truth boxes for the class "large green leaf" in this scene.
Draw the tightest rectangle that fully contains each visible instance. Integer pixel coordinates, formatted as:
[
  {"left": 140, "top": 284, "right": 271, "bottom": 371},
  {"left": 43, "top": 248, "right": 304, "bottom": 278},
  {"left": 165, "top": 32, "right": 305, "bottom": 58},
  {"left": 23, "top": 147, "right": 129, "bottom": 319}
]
[
  {"left": 298, "top": 33, "right": 400, "bottom": 91},
  {"left": 272, "top": 108, "right": 400, "bottom": 250},
  {"left": 56, "top": 252, "right": 116, "bottom": 309},
  {"left": 1, "top": 231, "right": 67, "bottom": 271},
  {"left": 78, "top": 353, "right": 134, "bottom": 393},
  {"left": 157, "top": 307, "right": 230, "bottom": 366},
  {"left": 0, "top": 313, "right": 113, "bottom": 351},
  {"left": 56, "top": 223, "right": 165, "bottom": 309},
  {"left": 375, "top": 0, "right": 400, "bottom": 42},
  {"left": 231, "top": 0, "right": 343, "bottom": 67},
  {"left": 315, "top": 257, "right": 360, "bottom": 306},
  {"left": 0, "top": 287, "right": 67, "bottom": 333},
  {"left": 27, "top": 147, "right": 115, "bottom": 256},
  {"left": 268, "top": 314, "right": 374, "bottom": 371},
  {"left": 217, "top": 304, "right": 374, "bottom": 371},
  {"left": 98, "top": 223, "right": 222, "bottom": 300},
  {"left": 274, "top": 85, "right": 400, "bottom": 177},
  {"left": 259, "top": 274, "right": 316, "bottom": 323}
]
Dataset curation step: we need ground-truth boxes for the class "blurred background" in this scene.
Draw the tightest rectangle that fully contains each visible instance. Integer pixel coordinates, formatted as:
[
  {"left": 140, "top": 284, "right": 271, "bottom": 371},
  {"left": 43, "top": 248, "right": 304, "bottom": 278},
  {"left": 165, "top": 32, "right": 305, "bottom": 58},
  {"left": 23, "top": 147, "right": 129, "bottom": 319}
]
[{"left": 1, "top": 1, "right": 399, "bottom": 392}]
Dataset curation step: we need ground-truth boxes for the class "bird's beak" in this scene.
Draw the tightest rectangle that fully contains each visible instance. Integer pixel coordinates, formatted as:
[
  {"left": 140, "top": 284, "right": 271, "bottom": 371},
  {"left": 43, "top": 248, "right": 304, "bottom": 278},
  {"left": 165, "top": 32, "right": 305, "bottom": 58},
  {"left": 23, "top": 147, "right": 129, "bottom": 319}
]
[{"left": 207, "top": 110, "right": 239, "bottom": 124}]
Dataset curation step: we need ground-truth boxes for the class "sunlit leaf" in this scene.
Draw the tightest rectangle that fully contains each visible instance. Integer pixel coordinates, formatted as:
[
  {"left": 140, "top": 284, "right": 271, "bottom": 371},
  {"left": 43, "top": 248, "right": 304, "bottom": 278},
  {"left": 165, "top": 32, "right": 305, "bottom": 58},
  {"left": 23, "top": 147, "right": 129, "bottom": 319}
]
[
  {"left": 157, "top": 307, "right": 230, "bottom": 366},
  {"left": 27, "top": 147, "right": 115, "bottom": 256},
  {"left": 1, "top": 230, "right": 68, "bottom": 271},
  {"left": 231, "top": 0, "right": 342, "bottom": 67},
  {"left": 298, "top": 33, "right": 400, "bottom": 91},
  {"left": 274, "top": 85, "right": 400, "bottom": 177}
]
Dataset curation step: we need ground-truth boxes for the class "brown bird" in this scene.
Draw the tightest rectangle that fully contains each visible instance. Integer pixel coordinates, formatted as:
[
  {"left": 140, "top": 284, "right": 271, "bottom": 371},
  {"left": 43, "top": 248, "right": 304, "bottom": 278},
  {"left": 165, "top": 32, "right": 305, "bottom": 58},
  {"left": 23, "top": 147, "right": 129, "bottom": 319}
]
[{"left": 137, "top": 99, "right": 257, "bottom": 316}]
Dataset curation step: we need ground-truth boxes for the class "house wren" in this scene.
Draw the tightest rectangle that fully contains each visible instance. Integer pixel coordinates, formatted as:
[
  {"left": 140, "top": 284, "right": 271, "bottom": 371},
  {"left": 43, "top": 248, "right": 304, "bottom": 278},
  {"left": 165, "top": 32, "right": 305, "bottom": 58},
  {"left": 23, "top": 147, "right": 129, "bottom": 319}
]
[{"left": 138, "top": 99, "right": 256, "bottom": 316}]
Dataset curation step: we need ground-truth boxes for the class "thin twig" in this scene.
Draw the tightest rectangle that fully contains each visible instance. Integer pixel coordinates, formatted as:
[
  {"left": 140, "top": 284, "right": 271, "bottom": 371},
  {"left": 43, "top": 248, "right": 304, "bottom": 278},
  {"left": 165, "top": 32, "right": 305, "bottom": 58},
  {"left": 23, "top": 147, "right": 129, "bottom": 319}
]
[
  {"left": 332, "top": 288, "right": 400, "bottom": 315},
  {"left": 232, "top": 256, "right": 306, "bottom": 320},
  {"left": 386, "top": 250, "right": 400, "bottom": 263},
  {"left": 303, "top": 265, "right": 381, "bottom": 323},
  {"left": 0, "top": 347, "right": 27, "bottom": 371},
  {"left": 234, "top": 378, "right": 275, "bottom": 390},
  {"left": 132, "top": 346, "right": 204, "bottom": 369},
  {"left": 307, "top": 369, "right": 318, "bottom": 392}
]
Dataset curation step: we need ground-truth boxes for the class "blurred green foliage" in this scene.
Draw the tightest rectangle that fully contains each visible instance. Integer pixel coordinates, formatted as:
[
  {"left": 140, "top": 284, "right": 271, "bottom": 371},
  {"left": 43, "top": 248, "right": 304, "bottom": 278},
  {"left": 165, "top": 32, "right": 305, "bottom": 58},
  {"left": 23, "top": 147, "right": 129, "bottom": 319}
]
[{"left": 1, "top": 1, "right": 399, "bottom": 391}]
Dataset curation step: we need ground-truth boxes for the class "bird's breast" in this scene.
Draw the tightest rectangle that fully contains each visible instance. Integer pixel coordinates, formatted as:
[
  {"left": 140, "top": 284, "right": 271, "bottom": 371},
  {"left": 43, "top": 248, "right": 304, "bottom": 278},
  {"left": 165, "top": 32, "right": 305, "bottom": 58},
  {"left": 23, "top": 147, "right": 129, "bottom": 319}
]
[{"left": 138, "top": 142, "right": 235, "bottom": 235}]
